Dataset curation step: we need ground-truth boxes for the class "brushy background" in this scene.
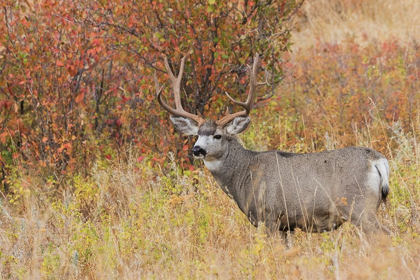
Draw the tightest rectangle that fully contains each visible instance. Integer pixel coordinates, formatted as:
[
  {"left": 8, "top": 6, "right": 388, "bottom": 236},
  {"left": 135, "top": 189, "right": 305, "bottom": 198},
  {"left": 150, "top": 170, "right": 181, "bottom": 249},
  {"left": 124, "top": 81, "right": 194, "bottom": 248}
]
[{"left": 1, "top": 0, "right": 419, "bottom": 278}]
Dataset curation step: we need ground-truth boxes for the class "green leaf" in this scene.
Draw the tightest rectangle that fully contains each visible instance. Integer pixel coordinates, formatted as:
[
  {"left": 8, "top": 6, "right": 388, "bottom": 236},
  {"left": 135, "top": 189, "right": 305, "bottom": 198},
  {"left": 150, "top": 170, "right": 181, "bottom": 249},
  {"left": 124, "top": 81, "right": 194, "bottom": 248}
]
[{"left": 155, "top": 32, "right": 163, "bottom": 39}]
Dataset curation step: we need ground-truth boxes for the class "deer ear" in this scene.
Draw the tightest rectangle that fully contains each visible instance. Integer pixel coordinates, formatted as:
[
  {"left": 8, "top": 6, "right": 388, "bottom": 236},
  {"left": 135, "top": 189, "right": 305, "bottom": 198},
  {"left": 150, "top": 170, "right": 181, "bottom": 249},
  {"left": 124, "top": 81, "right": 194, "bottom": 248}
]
[
  {"left": 225, "top": 116, "right": 250, "bottom": 135},
  {"left": 170, "top": 116, "right": 199, "bottom": 135}
]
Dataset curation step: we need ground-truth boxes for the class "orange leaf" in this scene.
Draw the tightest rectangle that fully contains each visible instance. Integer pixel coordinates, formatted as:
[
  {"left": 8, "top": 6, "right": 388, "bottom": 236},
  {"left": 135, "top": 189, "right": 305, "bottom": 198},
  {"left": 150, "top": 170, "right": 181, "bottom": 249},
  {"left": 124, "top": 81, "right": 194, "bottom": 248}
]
[
  {"left": 75, "top": 92, "right": 84, "bottom": 104},
  {"left": 0, "top": 132, "right": 8, "bottom": 142}
]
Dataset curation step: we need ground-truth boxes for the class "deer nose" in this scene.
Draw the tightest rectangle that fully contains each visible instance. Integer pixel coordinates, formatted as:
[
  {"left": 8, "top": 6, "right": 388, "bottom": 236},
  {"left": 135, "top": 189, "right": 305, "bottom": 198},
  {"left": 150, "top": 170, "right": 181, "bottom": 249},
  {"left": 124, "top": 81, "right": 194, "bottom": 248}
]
[{"left": 192, "top": 146, "right": 207, "bottom": 157}]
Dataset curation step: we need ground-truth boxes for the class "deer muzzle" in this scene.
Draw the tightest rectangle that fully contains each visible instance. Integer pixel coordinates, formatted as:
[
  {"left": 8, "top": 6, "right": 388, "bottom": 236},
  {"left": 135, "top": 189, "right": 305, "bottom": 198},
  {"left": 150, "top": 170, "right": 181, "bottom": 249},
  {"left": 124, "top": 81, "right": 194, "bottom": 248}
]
[{"left": 192, "top": 146, "right": 207, "bottom": 158}]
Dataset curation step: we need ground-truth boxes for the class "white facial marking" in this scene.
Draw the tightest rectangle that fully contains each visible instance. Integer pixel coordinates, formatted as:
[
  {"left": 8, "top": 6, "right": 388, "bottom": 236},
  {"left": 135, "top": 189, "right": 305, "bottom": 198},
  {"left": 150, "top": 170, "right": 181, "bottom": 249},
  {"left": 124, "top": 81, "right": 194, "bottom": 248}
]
[{"left": 194, "top": 135, "right": 212, "bottom": 152}]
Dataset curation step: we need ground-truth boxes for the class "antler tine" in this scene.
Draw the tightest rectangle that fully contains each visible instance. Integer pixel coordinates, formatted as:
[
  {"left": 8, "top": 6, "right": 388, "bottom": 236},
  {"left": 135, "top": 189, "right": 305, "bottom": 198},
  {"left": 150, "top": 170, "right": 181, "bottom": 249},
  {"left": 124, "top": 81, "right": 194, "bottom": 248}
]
[
  {"left": 154, "top": 71, "right": 162, "bottom": 95},
  {"left": 156, "top": 55, "right": 205, "bottom": 125},
  {"left": 164, "top": 56, "right": 187, "bottom": 109},
  {"left": 217, "top": 53, "right": 259, "bottom": 127}
]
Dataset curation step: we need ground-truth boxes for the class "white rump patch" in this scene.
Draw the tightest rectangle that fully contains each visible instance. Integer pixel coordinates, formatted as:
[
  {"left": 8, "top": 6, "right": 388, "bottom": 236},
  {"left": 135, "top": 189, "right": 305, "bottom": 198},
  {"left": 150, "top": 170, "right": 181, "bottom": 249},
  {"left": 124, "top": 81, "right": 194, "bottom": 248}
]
[
  {"left": 366, "top": 166, "right": 381, "bottom": 194},
  {"left": 368, "top": 158, "right": 390, "bottom": 194}
]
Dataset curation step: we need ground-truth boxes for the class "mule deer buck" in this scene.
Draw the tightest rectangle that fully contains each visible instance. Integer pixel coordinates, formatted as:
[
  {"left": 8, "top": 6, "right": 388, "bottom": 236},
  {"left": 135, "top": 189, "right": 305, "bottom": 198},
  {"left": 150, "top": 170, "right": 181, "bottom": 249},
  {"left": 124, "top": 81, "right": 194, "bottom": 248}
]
[{"left": 155, "top": 54, "right": 390, "bottom": 237}]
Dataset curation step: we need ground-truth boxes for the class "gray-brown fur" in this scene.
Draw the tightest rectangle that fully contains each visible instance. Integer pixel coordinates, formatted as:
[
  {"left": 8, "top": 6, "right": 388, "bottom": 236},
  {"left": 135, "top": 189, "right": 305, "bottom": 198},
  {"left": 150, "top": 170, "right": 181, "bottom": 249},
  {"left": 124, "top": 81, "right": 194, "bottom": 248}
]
[
  {"left": 170, "top": 118, "right": 390, "bottom": 234},
  {"left": 197, "top": 120, "right": 218, "bottom": 136},
  {"left": 212, "top": 137, "right": 388, "bottom": 232}
]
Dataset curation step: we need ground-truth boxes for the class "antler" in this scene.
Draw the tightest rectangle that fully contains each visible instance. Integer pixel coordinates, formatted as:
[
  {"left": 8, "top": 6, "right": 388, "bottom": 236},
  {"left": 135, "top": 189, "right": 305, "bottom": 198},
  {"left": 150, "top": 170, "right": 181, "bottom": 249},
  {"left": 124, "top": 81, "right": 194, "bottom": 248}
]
[
  {"left": 216, "top": 53, "right": 259, "bottom": 127},
  {"left": 155, "top": 55, "right": 205, "bottom": 125}
]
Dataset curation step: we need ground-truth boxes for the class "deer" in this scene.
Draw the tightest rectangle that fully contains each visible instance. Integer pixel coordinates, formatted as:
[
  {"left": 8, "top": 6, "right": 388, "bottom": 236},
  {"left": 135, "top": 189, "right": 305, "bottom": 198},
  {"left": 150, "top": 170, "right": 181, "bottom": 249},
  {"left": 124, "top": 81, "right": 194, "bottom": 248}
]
[{"left": 155, "top": 53, "right": 391, "bottom": 239}]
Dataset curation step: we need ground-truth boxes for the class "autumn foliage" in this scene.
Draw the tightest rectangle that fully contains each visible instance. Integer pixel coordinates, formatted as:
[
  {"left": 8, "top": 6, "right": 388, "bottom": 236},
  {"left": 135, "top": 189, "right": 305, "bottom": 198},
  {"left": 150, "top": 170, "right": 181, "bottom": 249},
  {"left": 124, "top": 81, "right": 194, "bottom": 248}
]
[
  {"left": 0, "top": 0, "right": 303, "bottom": 183},
  {"left": 273, "top": 40, "right": 420, "bottom": 154}
]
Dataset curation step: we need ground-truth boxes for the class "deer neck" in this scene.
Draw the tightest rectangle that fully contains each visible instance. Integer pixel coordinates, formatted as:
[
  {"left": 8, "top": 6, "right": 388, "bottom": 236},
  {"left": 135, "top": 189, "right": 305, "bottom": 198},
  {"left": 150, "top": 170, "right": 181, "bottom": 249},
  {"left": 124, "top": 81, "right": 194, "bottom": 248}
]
[{"left": 204, "top": 137, "right": 254, "bottom": 206}]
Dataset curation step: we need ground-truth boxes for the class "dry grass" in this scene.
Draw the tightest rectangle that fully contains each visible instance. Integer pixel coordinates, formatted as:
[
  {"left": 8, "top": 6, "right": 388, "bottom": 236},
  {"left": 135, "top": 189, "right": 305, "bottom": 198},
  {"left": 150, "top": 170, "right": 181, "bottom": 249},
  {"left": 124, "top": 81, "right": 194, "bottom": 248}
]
[
  {"left": 292, "top": 0, "right": 420, "bottom": 50},
  {"left": 0, "top": 128, "right": 419, "bottom": 278}
]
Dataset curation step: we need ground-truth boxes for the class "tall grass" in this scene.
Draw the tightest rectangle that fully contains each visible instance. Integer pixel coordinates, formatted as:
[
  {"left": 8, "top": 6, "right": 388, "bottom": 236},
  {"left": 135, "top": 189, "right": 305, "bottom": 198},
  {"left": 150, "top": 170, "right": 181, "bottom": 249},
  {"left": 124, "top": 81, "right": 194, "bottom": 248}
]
[{"left": 292, "top": 0, "right": 420, "bottom": 49}]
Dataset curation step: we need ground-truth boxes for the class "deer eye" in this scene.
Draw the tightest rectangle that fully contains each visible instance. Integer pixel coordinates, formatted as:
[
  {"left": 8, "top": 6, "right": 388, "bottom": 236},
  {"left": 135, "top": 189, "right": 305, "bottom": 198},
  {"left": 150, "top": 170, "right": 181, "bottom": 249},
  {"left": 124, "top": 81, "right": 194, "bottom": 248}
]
[{"left": 214, "top": 134, "right": 222, "bottom": 140}]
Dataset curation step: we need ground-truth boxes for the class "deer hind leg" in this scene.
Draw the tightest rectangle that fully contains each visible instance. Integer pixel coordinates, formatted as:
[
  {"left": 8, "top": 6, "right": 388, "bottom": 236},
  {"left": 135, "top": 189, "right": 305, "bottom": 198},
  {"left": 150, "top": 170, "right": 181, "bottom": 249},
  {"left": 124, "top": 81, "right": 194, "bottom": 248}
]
[
  {"left": 357, "top": 160, "right": 391, "bottom": 235},
  {"left": 349, "top": 210, "right": 390, "bottom": 235},
  {"left": 338, "top": 194, "right": 389, "bottom": 235},
  {"left": 364, "top": 213, "right": 391, "bottom": 235},
  {"left": 345, "top": 179, "right": 390, "bottom": 235}
]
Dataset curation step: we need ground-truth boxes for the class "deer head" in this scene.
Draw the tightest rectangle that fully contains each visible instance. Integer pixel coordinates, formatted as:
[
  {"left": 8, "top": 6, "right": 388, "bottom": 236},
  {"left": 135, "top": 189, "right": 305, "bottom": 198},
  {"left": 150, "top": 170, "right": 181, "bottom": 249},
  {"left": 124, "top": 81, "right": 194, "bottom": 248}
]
[{"left": 155, "top": 54, "right": 259, "bottom": 163}]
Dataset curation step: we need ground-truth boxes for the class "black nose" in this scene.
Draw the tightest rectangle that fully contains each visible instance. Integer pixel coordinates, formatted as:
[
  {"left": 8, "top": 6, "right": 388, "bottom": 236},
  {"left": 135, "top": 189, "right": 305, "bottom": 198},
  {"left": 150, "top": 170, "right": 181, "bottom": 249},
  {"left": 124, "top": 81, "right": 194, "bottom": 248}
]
[{"left": 192, "top": 146, "right": 207, "bottom": 157}]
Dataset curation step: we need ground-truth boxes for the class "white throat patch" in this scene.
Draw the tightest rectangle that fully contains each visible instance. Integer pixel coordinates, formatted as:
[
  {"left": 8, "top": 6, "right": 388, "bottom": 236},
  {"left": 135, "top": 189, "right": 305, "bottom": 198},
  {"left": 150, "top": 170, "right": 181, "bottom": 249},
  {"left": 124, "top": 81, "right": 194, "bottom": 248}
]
[{"left": 204, "top": 159, "right": 222, "bottom": 171}]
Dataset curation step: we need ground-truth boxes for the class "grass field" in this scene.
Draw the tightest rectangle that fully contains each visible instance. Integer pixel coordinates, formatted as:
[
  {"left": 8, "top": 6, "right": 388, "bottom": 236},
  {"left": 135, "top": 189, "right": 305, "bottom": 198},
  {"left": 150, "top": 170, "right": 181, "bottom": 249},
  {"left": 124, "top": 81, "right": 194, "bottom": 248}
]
[{"left": 1, "top": 0, "right": 420, "bottom": 278}]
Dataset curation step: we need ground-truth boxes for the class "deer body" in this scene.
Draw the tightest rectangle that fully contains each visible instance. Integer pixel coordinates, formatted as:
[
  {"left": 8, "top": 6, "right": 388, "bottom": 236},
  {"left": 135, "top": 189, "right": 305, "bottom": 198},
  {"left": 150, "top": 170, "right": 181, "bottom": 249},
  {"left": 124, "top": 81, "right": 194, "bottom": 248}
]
[
  {"left": 156, "top": 54, "right": 390, "bottom": 234},
  {"left": 201, "top": 135, "right": 389, "bottom": 232}
]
